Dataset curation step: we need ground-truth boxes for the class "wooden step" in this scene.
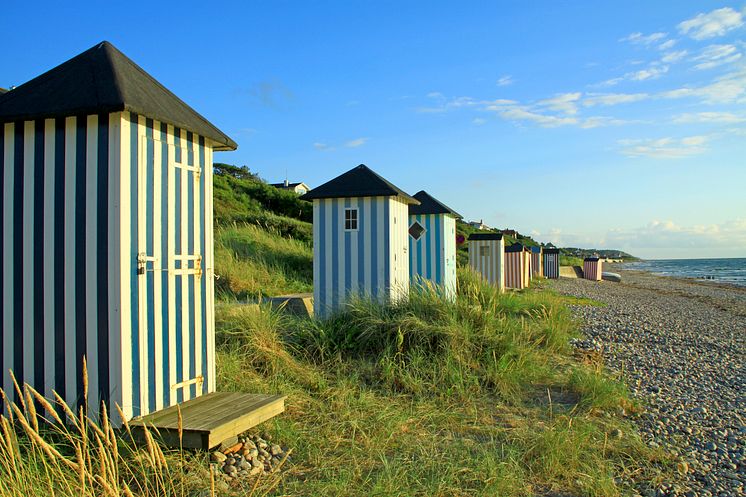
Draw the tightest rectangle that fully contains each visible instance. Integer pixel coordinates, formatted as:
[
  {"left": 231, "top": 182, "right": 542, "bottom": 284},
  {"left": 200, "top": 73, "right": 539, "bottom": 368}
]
[{"left": 130, "top": 392, "right": 287, "bottom": 450}]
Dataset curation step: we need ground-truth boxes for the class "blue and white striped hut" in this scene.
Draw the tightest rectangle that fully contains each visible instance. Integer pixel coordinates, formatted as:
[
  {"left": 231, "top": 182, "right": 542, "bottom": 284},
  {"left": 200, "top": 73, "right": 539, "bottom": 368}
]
[
  {"left": 543, "top": 248, "right": 560, "bottom": 279},
  {"left": 468, "top": 233, "right": 505, "bottom": 291},
  {"left": 0, "top": 41, "right": 237, "bottom": 421},
  {"left": 301, "top": 164, "right": 419, "bottom": 317},
  {"left": 408, "top": 190, "right": 461, "bottom": 300}
]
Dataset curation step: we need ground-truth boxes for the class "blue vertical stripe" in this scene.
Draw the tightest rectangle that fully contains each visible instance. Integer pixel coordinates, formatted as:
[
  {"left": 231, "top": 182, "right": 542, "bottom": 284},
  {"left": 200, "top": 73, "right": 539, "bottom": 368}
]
[
  {"left": 317, "top": 200, "right": 326, "bottom": 315},
  {"left": 74, "top": 117, "right": 87, "bottom": 410},
  {"left": 370, "top": 199, "right": 378, "bottom": 298},
  {"left": 53, "top": 118, "right": 65, "bottom": 403},
  {"left": 416, "top": 215, "right": 423, "bottom": 277},
  {"left": 357, "top": 199, "right": 365, "bottom": 295},
  {"left": 424, "top": 215, "right": 432, "bottom": 280},
  {"left": 13, "top": 123, "right": 24, "bottom": 397},
  {"left": 435, "top": 216, "right": 442, "bottom": 285},
  {"left": 160, "top": 123, "right": 170, "bottom": 406},
  {"left": 331, "top": 198, "right": 339, "bottom": 311},
  {"left": 33, "top": 120, "right": 45, "bottom": 395},
  {"left": 0, "top": 126, "right": 3, "bottom": 409},
  {"left": 174, "top": 165, "right": 183, "bottom": 404},
  {"left": 129, "top": 113, "right": 140, "bottom": 416},
  {"left": 145, "top": 119, "right": 155, "bottom": 414},
  {"left": 96, "top": 114, "right": 110, "bottom": 410},
  {"left": 199, "top": 136, "right": 207, "bottom": 395},
  {"left": 187, "top": 169, "right": 196, "bottom": 399}
]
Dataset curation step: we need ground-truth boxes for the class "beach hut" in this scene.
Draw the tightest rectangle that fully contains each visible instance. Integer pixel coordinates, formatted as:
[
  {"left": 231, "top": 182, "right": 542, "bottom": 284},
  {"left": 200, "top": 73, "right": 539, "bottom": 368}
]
[
  {"left": 408, "top": 190, "right": 461, "bottom": 300},
  {"left": 300, "top": 164, "right": 419, "bottom": 317},
  {"left": 531, "top": 246, "right": 543, "bottom": 278},
  {"left": 0, "top": 41, "right": 237, "bottom": 421},
  {"left": 543, "top": 248, "right": 560, "bottom": 279},
  {"left": 505, "top": 244, "right": 531, "bottom": 289},
  {"left": 467, "top": 233, "right": 505, "bottom": 291},
  {"left": 584, "top": 257, "right": 603, "bottom": 281}
]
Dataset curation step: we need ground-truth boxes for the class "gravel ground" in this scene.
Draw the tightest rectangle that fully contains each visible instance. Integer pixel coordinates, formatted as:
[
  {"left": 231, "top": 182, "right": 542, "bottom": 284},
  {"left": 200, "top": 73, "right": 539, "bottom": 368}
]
[{"left": 550, "top": 268, "right": 745, "bottom": 497}]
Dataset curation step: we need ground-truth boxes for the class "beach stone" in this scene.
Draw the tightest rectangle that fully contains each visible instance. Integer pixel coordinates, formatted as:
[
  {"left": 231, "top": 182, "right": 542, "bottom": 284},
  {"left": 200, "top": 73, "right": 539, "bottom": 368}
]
[
  {"left": 271, "top": 444, "right": 282, "bottom": 456},
  {"left": 210, "top": 451, "right": 227, "bottom": 464},
  {"left": 222, "top": 464, "right": 236, "bottom": 475}
]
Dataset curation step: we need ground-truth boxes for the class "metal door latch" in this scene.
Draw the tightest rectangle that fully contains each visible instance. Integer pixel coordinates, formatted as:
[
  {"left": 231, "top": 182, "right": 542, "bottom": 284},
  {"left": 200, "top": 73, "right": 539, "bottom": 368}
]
[{"left": 137, "top": 253, "right": 158, "bottom": 275}]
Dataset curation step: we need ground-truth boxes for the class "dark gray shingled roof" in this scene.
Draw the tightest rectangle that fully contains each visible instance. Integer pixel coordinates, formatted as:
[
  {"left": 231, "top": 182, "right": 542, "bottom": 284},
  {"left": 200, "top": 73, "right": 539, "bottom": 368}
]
[
  {"left": 409, "top": 190, "right": 462, "bottom": 218},
  {"left": 300, "top": 164, "right": 419, "bottom": 204},
  {"left": 467, "top": 233, "right": 503, "bottom": 241},
  {"left": 0, "top": 41, "right": 236, "bottom": 151},
  {"left": 505, "top": 243, "right": 530, "bottom": 252}
]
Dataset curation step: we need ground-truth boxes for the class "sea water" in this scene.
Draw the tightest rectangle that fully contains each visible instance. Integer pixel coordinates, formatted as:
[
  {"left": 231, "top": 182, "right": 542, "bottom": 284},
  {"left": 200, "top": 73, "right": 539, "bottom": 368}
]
[{"left": 624, "top": 258, "right": 746, "bottom": 287}]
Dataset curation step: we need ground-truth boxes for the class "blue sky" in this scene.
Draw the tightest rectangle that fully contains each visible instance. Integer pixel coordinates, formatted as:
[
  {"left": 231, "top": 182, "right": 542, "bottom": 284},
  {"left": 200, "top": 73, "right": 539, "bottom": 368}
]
[{"left": 2, "top": 1, "right": 745, "bottom": 259}]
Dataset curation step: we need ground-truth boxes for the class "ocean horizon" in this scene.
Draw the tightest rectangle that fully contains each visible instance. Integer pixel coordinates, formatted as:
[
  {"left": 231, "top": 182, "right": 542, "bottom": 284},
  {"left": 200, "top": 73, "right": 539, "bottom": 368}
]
[{"left": 623, "top": 257, "right": 746, "bottom": 287}]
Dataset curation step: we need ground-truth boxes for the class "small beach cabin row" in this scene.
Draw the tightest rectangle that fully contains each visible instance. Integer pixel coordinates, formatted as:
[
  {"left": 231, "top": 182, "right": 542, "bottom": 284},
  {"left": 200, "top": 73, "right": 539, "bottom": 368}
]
[{"left": 301, "top": 165, "right": 462, "bottom": 316}]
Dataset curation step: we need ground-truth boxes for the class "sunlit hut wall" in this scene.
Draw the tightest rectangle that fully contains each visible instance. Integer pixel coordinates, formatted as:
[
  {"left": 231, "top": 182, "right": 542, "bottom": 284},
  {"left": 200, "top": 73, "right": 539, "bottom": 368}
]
[
  {"left": 408, "top": 190, "right": 461, "bottom": 301},
  {"left": 584, "top": 256, "right": 603, "bottom": 281},
  {"left": 300, "top": 164, "right": 419, "bottom": 317},
  {"left": 505, "top": 244, "right": 531, "bottom": 290},
  {"left": 467, "top": 233, "right": 505, "bottom": 292},
  {"left": 0, "top": 41, "right": 237, "bottom": 421},
  {"left": 543, "top": 248, "right": 560, "bottom": 279},
  {"left": 531, "top": 246, "right": 543, "bottom": 278}
]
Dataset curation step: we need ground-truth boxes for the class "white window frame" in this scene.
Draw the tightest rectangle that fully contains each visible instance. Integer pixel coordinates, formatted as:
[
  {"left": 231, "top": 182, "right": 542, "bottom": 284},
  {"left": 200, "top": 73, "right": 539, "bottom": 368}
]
[{"left": 344, "top": 208, "right": 358, "bottom": 231}]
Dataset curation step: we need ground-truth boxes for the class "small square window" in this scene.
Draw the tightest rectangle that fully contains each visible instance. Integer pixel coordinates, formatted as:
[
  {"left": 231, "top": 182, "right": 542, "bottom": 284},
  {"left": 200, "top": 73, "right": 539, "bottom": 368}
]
[
  {"left": 479, "top": 246, "right": 489, "bottom": 257},
  {"left": 409, "top": 221, "right": 426, "bottom": 240},
  {"left": 345, "top": 208, "right": 358, "bottom": 231}
]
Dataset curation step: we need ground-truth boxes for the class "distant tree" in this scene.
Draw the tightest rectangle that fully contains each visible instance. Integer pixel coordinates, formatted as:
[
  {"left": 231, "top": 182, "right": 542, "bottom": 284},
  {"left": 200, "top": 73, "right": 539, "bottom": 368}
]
[{"left": 213, "top": 162, "right": 257, "bottom": 181}]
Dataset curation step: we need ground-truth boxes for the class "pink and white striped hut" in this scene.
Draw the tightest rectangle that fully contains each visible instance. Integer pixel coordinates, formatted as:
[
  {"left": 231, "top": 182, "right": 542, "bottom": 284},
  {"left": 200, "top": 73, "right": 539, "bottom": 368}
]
[
  {"left": 505, "top": 244, "right": 531, "bottom": 289},
  {"left": 583, "top": 257, "right": 603, "bottom": 281}
]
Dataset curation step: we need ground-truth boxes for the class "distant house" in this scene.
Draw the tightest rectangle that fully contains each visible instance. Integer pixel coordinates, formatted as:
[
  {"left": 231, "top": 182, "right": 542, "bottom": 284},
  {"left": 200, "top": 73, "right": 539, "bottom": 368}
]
[
  {"left": 0, "top": 88, "right": 7, "bottom": 95},
  {"left": 501, "top": 229, "right": 518, "bottom": 237},
  {"left": 271, "top": 180, "right": 310, "bottom": 195},
  {"left": 300, "top": 164, "right": 419, "bottom": 317},
  {"left": 408, "top": 190, "right": 461, "bottom": 300},
  {"left": 467, "top": 219, "right": 491, "bottom": 230}
]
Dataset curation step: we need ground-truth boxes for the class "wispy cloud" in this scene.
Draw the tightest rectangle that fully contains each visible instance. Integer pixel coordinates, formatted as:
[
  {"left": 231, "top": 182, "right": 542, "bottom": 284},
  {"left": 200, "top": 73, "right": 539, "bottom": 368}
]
[
  {"left": 536, "top": 92, "right": 582, "bottom": 115},
  {"left": 472, "top": 117, "right": 487, "bottom": 125},
  {"left": 618, "top": 135, "right": 709, "bottom": 158},
  {"left": 678, "top": 7, "right": 744, "bottom": 40},
  {"left": 344, "top": 137, "right": 368, "bottom": 148},
  {"left": 313, "top": 142, "right": 332, "bottom": 151},
  {"left": 582, "top": 92, "right": 649, "bottom": 107},
  {"left": 627, "top": 64, "right": 669, "bottom": 81},
  {"left": 417, "top": 93, "right": 477, "bottom": 113},
  {"left": 672, "top": 112, "right": 746, "bottom": 124},
  {"left": 658, "top": 39, "right": 677, "bottom": 51},
  {"left": 660, "top": 50, "right": 688, "bottom": 63},
  {"left": 496, "top": 75, "right": 514, "bottom": 86},
  {"left": 662, "top": 68, "right": 746, "bottom": 104},
  {"left": 620, "top": 32, "right": 668, "bottom": 45},
  {"left": 692, "top": 44, "right": 742, "bottom": 70}
]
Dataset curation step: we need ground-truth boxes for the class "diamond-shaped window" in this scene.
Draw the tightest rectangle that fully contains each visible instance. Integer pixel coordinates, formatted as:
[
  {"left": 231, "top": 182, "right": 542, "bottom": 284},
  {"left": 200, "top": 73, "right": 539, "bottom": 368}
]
[{"left": 409, "top": 221, "right": 426, "bottom": 240}]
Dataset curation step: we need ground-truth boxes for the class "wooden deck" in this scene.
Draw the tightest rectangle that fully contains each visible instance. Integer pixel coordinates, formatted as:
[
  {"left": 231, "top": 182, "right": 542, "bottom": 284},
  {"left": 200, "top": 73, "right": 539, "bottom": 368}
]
[{"left": 130, "top": 392, "right": 287, "bottom": 450}]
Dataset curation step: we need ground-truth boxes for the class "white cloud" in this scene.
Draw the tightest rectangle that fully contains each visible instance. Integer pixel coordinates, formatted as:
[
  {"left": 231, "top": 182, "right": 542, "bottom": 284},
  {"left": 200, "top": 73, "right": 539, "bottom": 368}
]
[
  {"left": 678, "top": 7, "right": 744, "bottom": 40},
  {"left": 313, "top": 142, "right": 332, "bottom": 151},
  {"left": 579, "top": 116, "right": 630, "bottom": 128},
  {"left": 472, "top": 117, "right": 487, "bottom": 125},
  {"left": 494, "top": 107, "right": 579, "bottom": 127},
  {"left": 536, "top": 92, "right": 582, "bottom": 115},
  {"left": 417, "top": 94, "right": 477, "bottom": 113},
  {"left": 582, "top": 92, "right": 649, "bottom": 107},
  {"left": 658, "top": 39, "right": 677, "bottom": 51},
  {"left": 673, "top": 112, "right": 746, "bottom": 124},
  {"left": 661, "top": 50, "right": 688, "bottom": 63},
  {"left": 620, "top": 32, "right": 668, "bottom": 45},
  {"left": 496, "top": 75, "right": 514, "bottom": 86},
  {"left": 627, "top": 64, "right": 669, "bottom": 81},
  {"left": 344, "top": 137, "right": 368, "bottom": 148},
  {"left": 662, "top": 68, "right": 746, "bottom": 104},
  {"left": 692, "top": 44, "right": 742, "bottom": 70},
  {"left": 618, "top": 135, "right": 709, "bottom": 158}
]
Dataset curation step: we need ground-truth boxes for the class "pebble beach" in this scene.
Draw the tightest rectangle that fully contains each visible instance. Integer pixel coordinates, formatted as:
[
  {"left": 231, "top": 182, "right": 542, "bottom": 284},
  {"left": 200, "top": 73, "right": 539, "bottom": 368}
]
[{"left": 551, "top": 267, "right": 745, "bottom": 497}]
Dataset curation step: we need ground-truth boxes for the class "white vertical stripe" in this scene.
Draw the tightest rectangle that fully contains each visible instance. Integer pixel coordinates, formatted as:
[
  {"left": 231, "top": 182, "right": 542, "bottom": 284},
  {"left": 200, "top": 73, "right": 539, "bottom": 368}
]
[
  {"left": 136, "top": 115, "right": 148, "bottom": 412},
  {"left": 152, "top": 123, "right": 164, "bottom": 411},
  {"left": 204, "top": 144, "right": 216, "bottom": 393},
  {"left": 3, "top": 123, "right": 15, "bottom": 399},
  {"left": 42, "top": 119, "right": 56, "bottom": 398},
  {"left": 179, "top": 129, "right": 190, "bottom": 401},
  {"left": 118, "top": 113, "right": 132, "bottom": 420},
  {"left": 166, "top": 129, "right": 176, "bottom": 402},
  {"left": 363, "top": 197, "right": 371, "bottom": 295},
  {"left": 85, "top": 115, "right": 99, "bottom": 410},
  {"left": 63, "top": 117, "right": 78, "bottom": 407},
  {"left": 349, "top": 197, "right": 358, "bottom": 296},
  {"left": 337, "top": 199, "right": 345, "bottom": 308},
  {"left": 22, "top": 121, "right": 35, "bottom": 388},
  {"left": 192, "top": 134, "right": 202, "bottom": 398},
  {"left": 108, "top": 113, "right": 123, "bottom": 417}
]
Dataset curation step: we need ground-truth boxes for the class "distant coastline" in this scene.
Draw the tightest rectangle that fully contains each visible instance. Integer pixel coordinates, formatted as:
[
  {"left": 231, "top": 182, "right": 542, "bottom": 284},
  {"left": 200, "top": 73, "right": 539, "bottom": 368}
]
[{"left": 620, "top": 257, "right": 746, "bottom": 287}]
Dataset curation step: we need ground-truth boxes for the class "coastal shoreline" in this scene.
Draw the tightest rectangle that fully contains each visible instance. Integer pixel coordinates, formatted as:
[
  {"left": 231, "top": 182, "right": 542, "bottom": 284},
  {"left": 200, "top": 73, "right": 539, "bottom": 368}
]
[{"left": 550, "top": 268, "right": 746, "bottom": 496}]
